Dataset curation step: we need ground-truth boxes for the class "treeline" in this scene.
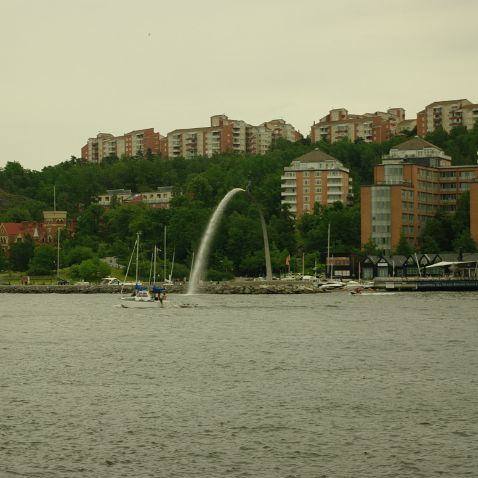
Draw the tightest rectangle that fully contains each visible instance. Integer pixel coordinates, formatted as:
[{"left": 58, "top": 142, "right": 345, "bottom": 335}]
[{"left": 1, "top": 124, "right": 478, "bottom": 278}]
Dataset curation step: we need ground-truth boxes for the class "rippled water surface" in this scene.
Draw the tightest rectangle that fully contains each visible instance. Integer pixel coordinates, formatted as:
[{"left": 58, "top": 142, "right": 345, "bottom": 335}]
[{"left": 1, "top": 292, "right": 478, "bottom": 477}]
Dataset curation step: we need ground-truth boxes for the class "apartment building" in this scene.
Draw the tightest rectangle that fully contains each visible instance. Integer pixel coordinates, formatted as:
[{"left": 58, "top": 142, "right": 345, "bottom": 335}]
[
  {"left": 97, "top": 187, "right": 174, "bottom": 209},
  {"left": 361, "top": 137, "right": 478, "bottom": 252},
  {"left": 416, "top": 99, "right": 478, "bottom": 136},
  {"left": 281, "top": 149, "right": 353, "bottom": 217},
  {"left": 81, "top": 128, "right": 162, "bottom": 162},
  {"left": 310, "top": 107, "right": 411, "bottom": 144},
  {"left": 160, "top": 115, "right": 301, "bottom": 158}
]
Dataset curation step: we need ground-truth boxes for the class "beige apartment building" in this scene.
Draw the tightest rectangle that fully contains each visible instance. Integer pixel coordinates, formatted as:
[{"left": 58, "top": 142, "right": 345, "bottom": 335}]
[
  {"left": 361, "top": 137, "right": 478, "bottom": 252},
  {"left": 310, "top": 107, "right": 412, "bottom": 144},
  {"left": 417, "top": 99, "right": 478, "bottom": 136},
  {"left": 97, "top": 187, "right": 174, "bottom": 209},
  {"left": 81, "top": 128, "right": 162, "bottom": 162},
  {"left": 160, "top": 115, "right": 301, "bottom": 158},
  {"left": 281, "top": 149, "right": 353, "bottom": 217}
]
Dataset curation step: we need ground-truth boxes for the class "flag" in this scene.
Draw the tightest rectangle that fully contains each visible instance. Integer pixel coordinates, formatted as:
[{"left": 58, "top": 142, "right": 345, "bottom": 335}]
[{"left": 285, "top": 255, "right": 290, "bottom": 266}]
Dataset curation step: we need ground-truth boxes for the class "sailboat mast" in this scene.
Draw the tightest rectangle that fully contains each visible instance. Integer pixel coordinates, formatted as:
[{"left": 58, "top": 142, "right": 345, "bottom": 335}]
[
  {"left": 327, "top": 222, "right": 331, "bottom": 279},
  {"left": 135, "top": 232, "right": 140, "bottom": 283},
  {"left": 153, "top": 245, "right": 157, "bottom": 284},
  {"left": 56, "top": 227, "right": 60, "bottom": 279},
  {"left": 164, "top": 226, "right": 167, "bottom": 282},
  {"left": 169, "top": 248, "right": 175, "bottom": 282}
]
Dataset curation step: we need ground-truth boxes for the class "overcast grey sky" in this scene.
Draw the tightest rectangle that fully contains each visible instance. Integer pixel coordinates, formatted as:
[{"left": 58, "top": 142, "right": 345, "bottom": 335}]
[{"left": 2, "top": 0, "right": 477, "bottom": 170}]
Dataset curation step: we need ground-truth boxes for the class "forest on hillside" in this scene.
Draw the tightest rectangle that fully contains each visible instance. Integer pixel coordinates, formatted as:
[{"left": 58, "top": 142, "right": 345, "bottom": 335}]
[{"left": 1, "top": 123, "right": 477, "bottom": 279}]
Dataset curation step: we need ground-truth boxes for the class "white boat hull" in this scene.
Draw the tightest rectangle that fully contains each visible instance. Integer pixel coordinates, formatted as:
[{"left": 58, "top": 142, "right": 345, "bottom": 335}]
[{"left": 120, "top": 296, "right": 161, "bottom": 308}]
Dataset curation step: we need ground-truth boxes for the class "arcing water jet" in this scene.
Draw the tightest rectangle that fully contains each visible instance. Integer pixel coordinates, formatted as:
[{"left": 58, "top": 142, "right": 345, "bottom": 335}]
[{"left": 187, "top": 188, "right": 272, "bottom": 294}]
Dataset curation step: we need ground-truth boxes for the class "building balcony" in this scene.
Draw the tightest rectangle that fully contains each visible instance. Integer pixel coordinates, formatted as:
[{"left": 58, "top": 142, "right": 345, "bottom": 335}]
[
  {"left": 281, "top": 190, "right": 296, "bottom": 196},
  {"left": 439, "top": 177, "right": 457, "bottom": 182},
  {"left": 374, "top": 180, "right": 413, "bottom": 188}
]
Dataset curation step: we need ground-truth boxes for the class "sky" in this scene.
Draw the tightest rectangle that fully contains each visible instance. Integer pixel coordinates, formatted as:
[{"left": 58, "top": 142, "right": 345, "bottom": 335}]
[{"left": 2, "top": 0, "right": 477, "bottom": 171}]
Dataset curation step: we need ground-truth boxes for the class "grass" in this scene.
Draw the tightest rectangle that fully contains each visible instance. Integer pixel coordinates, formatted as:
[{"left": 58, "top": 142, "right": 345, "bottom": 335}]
[{"left": 0, "top": 266, "right": 132, "bottom": 285}]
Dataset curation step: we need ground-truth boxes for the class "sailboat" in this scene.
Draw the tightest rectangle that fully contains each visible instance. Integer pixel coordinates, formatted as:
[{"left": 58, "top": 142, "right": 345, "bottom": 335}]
[{"left": 120, "top": 233, "right": 159, "bottom": 308}]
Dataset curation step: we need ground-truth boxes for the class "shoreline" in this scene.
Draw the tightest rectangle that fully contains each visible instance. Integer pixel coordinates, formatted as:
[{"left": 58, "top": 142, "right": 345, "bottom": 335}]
[{"left": 0, "top": 281, "right": 323, "bottom": 294}]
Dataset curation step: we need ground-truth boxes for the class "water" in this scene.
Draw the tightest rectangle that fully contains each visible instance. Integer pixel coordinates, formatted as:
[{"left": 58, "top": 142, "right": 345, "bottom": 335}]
[
  {"left": 188, "top": 188, "right": 245, "bottom": 294},
  {"left": 1, "top": 292, "right": 477, "bottom": 477}
]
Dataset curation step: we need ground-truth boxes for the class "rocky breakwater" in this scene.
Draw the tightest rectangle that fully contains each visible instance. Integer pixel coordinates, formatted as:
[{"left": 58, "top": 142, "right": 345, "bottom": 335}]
[
  {"left": 197, "top": 280, "right": 320, "bottom": 294},
  {"left": 0, "top": 281, "right": 321, "bottom": 294},
  {"left": 0, "top": 284, "right": 186, "bottom": 294}
]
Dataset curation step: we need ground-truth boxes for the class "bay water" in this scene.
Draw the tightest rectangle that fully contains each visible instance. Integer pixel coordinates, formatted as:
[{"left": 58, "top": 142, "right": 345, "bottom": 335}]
[{"left": 1, "top": 292, "right": 477, "bottom": 477}]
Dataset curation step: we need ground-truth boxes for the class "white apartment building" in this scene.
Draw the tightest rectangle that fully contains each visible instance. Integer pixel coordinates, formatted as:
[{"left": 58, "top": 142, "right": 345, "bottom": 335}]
[
  {"left": 160, "top": 115, "right": 301, "bottom": 158},
  {"left": 311, "top": 108, "right": 408, "bottom": 144},
  {"left": 97, "top": 187, "right": 174, "bottom": 209},
  {"left": 417, "top": 99, "right": 478, "bottom": 136}
]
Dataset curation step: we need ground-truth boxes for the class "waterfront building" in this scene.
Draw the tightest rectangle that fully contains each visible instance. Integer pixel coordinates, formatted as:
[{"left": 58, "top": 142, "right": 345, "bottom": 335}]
[
  {"left": 281, "top": 149, "right": 353, "bottom": 217},
  {"left": 360, "top": 137, "right": 478, "bottom": 252},
  {"left": 416, "top": 99, "right": 478, "bottom": 136},
  {"left": 81, "top": 128, "right": 162, "bottom": 162},
  {"left": 310, "top": 107, "right": 412, "bottom": 144},
  {"left": 361, "top": 252, "right": 478, "bottom": 280},
  {"left": 160, "top": 115, "right": 301, "bottom": 158}
]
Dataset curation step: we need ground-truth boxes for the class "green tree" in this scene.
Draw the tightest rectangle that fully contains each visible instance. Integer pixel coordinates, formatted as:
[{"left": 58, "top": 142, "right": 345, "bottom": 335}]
[
  {"left": 421, "top": 211, "right": 454, "bottom": 251},
  {"left": 186, "top": 173, "right": 214, "bottom": 205},
  {"left": 76, "top": 204, "right": 104, "bottom": 239},
  {"left": 269, "top": 205, "right": 297, "bottom": 254},
  {"left": 1, "top": 207, "right": 32, "bottom": 222},
  {"left": 393, "top": 235, "right": 414, "bottom": 256},
  {"left": 28, "top": 245, "right": 57, "bottom": 275},
  {"left": 66, "top": 245, "right": 95, "bottom": 266},
  {"left": 362, "top": 238, "right": 380, "bottom": 256},
  {"left": 77, "top": 258, "right": 111, "bottom": 283},
  {"left": 419, "top": 235, "right": 440, "bottom": 253},
  {"left": 0, "top": 248, "right": 6, "bottom": 271},
  {"left": 453, "top": 230, "right": 477, "bottom": 253},
  {"left": 8, "top": 238, "right": 35, "bottom": 271}
]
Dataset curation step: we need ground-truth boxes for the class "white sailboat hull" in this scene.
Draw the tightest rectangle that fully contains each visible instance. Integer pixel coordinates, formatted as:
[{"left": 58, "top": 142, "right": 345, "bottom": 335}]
[{"left": 120, "top": 296, "right": 161, "bottom": 308}]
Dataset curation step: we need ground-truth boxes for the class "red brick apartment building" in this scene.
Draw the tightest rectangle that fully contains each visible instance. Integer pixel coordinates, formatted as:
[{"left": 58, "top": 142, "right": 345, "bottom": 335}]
[
  {"left": 281, "top": 149, "right": 353, "bottom": 217},
  {"left": 310, "top": 107, "right": 414, "bottom": 144},
  {"left": 361, "top": 137, "right": 478, "bottom": 253},
  {"left": 81, "top": 128, "right": 162, "bottom": 162}
]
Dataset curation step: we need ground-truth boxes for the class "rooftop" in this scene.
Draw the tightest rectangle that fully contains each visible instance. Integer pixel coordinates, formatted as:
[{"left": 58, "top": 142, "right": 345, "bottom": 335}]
[
  {"left": 292, "top": 149, "right": 337, "bottom": 163},
  {"left": 391, "top": 137, "right": 442, "bottom": 152}
]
